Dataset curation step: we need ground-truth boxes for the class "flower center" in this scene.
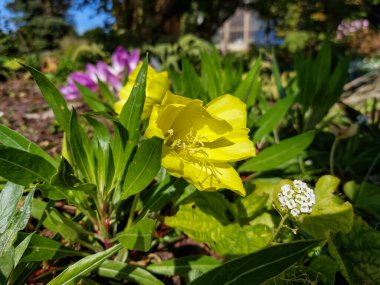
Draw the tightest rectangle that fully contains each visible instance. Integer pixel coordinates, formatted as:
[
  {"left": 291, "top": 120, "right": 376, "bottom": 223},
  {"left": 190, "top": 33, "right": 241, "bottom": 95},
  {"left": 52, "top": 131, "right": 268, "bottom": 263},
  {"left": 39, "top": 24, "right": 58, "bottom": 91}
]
[{"left": 165, "top": 129, "right": 221, "bottom": 187}]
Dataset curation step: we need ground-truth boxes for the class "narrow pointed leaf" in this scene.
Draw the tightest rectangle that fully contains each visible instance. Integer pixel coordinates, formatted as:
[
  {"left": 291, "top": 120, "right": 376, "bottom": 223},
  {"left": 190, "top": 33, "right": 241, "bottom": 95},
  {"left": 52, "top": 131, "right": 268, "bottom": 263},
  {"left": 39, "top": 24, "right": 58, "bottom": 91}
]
[
  {"left": 239, "top": 131, "right": 315, "bottom": 172},
  {"left": 190, "top": 240, "right": 321, "bottom": 285},
  {"left": 98, "top": 260, "right": 164, "bottom": 285},
  {"left": 48, "top": 243, "right": 122, "bottom": 285},
  {"left": 21, "top": 63, "right": 70, "bottom": 130}
]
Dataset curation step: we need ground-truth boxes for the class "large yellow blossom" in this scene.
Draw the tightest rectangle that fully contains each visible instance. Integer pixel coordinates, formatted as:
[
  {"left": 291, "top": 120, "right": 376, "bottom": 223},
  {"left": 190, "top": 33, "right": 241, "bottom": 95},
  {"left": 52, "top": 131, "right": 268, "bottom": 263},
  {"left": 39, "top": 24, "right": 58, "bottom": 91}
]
[
  {"left": 145, "top": 91, "right": 256, "bottom": 196},
  {"left": 114, "top": 62, "right": 170, "bottom": 120}
]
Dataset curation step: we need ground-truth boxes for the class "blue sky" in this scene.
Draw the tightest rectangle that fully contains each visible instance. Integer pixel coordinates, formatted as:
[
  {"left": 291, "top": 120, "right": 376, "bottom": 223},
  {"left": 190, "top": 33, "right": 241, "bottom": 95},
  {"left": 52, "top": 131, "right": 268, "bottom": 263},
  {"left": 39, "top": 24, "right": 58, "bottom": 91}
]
[{"left": 0, "top": 1, "right": 110, "bottom": 35}]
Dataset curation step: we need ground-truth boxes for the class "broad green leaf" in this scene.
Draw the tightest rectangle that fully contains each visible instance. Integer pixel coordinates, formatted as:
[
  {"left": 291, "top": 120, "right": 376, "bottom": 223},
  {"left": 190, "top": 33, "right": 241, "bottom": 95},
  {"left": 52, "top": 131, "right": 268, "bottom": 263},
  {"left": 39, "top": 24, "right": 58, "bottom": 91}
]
[
  {"left": 0, "top": 189, "right": 34, "bottom": 256},
  {"left": 98, "top": 260, "right": 164, "bottom": 285},
  {"left": 119, "top": 56, "right": 148, "bottom": 157},
  {"left": 75, "top": 82, "right": 109, "bottom": 112},
  {"left": 48, "top": 243, "right": 122, "bottom": 285},
  {"left": 17, "top": 233, "right": 86, "bottom": 262},
  {"left": 147, "top": 255, "right": 221, "bottom": 282},
  {"left": 239, "top": 132, "right": 315, "bottom": 172},
  {"left": 234, "top": 57, "right": 261, "bottom": 105},
  {"left": 330, "top": 216, "right": 380, "bottom": 285},
  {"left": 21, "top": 63, "right": 70, "bottom": 130},
  {"left": 344, "top": 181, "right": 380, "bottom": 221},
  {"left": 253, "top": 95, "right": 295, "bottom": 142},
  {"left": 309, "top": 255, "right": 337, "bottom": 285},
  {"left": 121, "top": 138, "right": 163, "bottom": 200},
  {"left": 0, "top": 145, "right": 56, "bottom": 186},
  {"left": 117, "top": 218, "right": 156, "bottom": 251},
  {"left": 190, "top": 239, "right": 321, "bottom": 285},
  {"left": 299, "top": 175, "right": 353, "bottom": 238},
  {"left": 165, "top": 202, "right": 272, "bottom": 256},
  {"left": 0, "top": 182, "right": 23, "bottom": 233},
  {"left": 0, "top": 124, "right": 57, "bottom": 167}
]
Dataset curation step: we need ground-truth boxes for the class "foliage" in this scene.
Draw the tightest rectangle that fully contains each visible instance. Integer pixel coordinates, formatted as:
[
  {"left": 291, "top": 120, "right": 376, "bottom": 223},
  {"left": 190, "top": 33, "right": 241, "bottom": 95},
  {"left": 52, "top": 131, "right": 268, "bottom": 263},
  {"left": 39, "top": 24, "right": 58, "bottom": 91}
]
[
  {"left": 0, "top": 41, "right": 379, "bottom": 284},
  {"left": 6, "top": 0, "right": 74, "bottom": 52}
]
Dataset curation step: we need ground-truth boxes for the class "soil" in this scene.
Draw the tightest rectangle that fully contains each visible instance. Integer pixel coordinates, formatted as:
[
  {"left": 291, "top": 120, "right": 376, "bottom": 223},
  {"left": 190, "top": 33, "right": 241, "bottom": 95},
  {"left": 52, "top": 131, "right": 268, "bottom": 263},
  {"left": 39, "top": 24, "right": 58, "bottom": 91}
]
[{"left": 0, "top": 78, "right": 85, "bottom": 156}]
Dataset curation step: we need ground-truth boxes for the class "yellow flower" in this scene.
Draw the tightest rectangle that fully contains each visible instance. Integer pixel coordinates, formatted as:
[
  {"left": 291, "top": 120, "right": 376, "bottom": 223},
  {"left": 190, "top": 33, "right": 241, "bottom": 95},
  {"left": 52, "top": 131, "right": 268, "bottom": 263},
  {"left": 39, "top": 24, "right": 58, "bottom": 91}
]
[
  {"left": 115, "top": 62, "right": 170, "bottom": 120},
  {"left": 145, "top": 91, "right": 256, "bottom": 196}
]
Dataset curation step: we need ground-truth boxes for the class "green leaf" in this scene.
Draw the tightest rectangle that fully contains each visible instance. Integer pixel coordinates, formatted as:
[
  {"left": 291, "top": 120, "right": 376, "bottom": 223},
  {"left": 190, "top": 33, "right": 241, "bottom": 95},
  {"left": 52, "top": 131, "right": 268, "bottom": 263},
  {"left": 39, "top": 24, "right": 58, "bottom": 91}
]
[
  {"left": 21, "top": 63, "right": 70, "bottom": 130},
  {"left": 97, "top": 79, "right": 116, "bottom": 107},
  {"left": 75, "top": 82, "right": 109, "bottom": 112},
  {"left": 119, "top": 56, "right": 148, "bottom": 152},
  {"left": 165, "top": 202, "right": 272, "bottom": 256},
  {"left": 147, "top": 255, "right": 221, "bottom": 282},
  {"left": 117, "top": 218, "right": 156, "bottom": 251},
  {"left": 0, "top": 145, "right": 56, "bottom": 186},
  {"left": 0, "top": 247, "right": 14, "bottom": 283},
  {"left": 234, "top": 57, "right": 261, "bottom": 105},
  {"left": 48, "top": 244, "right": 122, "bottom": 285},
  {"left": 66, "top": 109, "right": 96, "bottom": 183},
  {"left": 13, "top": 233, "right": 33, "bottom": 266},
  {"left": 253, "top": 95, "right": 295, "bottom": 142},
  {"left": 181, "top": 57, "right": 206, "bottom": 101},
  {"left": 299, "top": 175, "right": 353, "bottom": 238},
  {"left": 0, "top": 189, "right": 34, "bottom": 256},
  {"left": 98, "top": 260, "right": 164, "bottom": 285},
  {"left": 48, "top": 243, "right": 122, "bottom": 285},
  {"left": 50, "top": 157, "right": 81, "bottom": 189},
  {"left": 200, "top": 49, "right": 223, "bottom": 100},
  {"left": 330, "top": 216, "right": 380, "bottom": 285},
  {"left": 142, "top": 178, "right": 187, "bottom": 214},
  {"left": 0, "top": 182, "right": 23, "bottom": 233},
  {"left": 0, "top": 124, "right": 58, "bottom": 168},
  {"left": 16, "top": 233, "right": 86, "bottom": 262},
  {"left": 190, "top": 239, "right": 321, "bottom": 285},
  {"left": 309, "top": 255, "right": 337, "bottom": 285},
  {"left": 239, "top": 132, "right": 315, "bottom": 172},
  {"left": 121, "top": 138, "right": 163, "bottom": 200},
  {"left": 344, "top": 181, "right": 380, "bottom": 221}
]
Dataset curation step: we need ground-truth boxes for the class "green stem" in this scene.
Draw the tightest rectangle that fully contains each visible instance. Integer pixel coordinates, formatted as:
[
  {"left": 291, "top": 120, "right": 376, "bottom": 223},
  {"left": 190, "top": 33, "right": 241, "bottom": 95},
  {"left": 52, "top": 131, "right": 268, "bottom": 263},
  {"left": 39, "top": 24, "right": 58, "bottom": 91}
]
[
  {"left": 269, "top": 214, "right": 289, "bottom": 244},
  {"left": 126, "top": 193, "right": 140, "bottom": 229},
  {"left": 330, "top": 137, "right": 340, "bottom": 175}
]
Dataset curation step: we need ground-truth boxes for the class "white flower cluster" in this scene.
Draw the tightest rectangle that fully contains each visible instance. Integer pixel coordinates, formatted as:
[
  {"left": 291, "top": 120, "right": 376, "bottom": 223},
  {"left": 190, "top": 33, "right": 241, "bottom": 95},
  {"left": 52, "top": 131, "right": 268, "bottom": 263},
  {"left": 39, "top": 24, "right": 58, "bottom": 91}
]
[{"left": 278, "top": 180, "right": 316, "bottom": 217}]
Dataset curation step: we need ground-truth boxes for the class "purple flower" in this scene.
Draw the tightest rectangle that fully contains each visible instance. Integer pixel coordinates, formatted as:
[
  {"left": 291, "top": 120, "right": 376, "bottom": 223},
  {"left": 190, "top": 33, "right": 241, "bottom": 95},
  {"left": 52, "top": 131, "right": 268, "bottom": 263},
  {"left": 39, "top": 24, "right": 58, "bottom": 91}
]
[{"left": 60, "top": 47, "right": 140, "bottom": 100}]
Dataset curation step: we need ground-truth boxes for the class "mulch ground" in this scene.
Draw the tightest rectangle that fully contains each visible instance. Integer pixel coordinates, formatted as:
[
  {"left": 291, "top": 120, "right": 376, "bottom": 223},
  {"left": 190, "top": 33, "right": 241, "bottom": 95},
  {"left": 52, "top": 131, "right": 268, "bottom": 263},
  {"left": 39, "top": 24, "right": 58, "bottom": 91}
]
[{"left": 0, "top": 78, "right": 84, "bottom": 156}]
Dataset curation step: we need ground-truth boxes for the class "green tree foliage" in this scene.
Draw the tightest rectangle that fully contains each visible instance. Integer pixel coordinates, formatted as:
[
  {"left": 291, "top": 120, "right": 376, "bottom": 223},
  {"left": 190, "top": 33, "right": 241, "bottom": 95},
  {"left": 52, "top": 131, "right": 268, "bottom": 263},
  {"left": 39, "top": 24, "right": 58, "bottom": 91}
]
[
  {"left": 6, "top": 0, "right": 74, "bottom": 52},
  {"left": 79, "top": 0, "right": 244, "bottom": 45}
]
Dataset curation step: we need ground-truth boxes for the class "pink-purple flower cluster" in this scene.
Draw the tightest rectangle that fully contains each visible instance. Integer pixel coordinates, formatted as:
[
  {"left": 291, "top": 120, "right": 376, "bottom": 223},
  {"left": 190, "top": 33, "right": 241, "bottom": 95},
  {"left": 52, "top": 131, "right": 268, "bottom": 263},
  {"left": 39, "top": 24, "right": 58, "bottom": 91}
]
[
  {"left": 337, "top": 19, "right": 369, "bottom": 40},
  {"left": 61, "top": 47, "right": 140, "bottom": 100}
]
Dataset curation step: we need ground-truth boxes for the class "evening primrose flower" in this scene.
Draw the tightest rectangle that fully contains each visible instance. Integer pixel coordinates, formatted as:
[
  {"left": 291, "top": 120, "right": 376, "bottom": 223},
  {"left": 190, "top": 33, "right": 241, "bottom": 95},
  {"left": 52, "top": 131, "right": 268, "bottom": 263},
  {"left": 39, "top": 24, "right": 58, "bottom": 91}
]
[
  {"left": 145, "top": 91, "right": 256, "bottom": 196},
  {"left": 114, "top": 62, "right": 170, "bottom": 120},
  {"left": 277, "top": 180, "right": 316, "bottom": 217}
]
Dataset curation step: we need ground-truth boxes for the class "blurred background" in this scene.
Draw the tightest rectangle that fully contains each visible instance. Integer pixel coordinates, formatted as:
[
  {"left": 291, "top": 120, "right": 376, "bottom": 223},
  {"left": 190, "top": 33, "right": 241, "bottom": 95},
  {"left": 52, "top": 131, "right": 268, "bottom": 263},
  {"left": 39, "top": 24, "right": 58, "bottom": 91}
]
[{"left": 1, "top": 0, "right": 380, "bottom": 80}]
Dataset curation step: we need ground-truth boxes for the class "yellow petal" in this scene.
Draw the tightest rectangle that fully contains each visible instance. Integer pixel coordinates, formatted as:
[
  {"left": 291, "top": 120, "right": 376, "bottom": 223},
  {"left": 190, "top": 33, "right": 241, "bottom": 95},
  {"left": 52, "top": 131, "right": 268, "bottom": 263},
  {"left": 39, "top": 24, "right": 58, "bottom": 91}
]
[
  {"left": 162, "top": 90, "right": 196, "bottom": 106},
  {"left": 161, "top": 146, "right": 246, "bottom": 196},
  {"left": 195, "top": 129, "right": 256, "bottom": 162},
  {"left": 172, "top": 101, "right": 232, "bottom": 142},
  {"left": 206, "top": 94, "right": 247, "bottom": 129},
  {"left": 116, "top": 62, "right": 170, "bottom": 120}
]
